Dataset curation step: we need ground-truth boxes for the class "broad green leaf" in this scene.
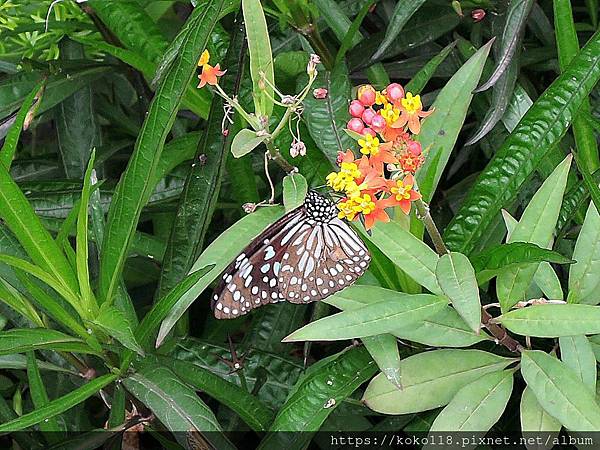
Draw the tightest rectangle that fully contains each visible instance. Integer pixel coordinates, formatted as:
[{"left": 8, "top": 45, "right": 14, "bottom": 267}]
[
  {"left": 367, "top": 220, "right": 441, "bottom": 295},
  {"left": 0, "top": 80, "right": 44, "bottom": 169},
  {"left": 157, "top": 27, "right": 246, "bottom": 299},
  {"left": 416, "top": 39, "right": 493, "bottom": 202},
  {"left": 26, "top": 352, "right": 63, "bottom": 438},
  {"left": 499, "top": 304, "right": 600, "bottom": 337},
  {"left": 283, "top": 173, "right": 307, "bottom": 212},
  {"left": 427, "top": 371, "right": 513, "bottom": 436},
  {"left": 0, "top": 328, "right": 97, "bottom": 356},
  {"left": 559, "top": 335, "right": 597, "bottom": 391},
  {"left": 372, "top": 0, "right": 427, "bottom": 60},
  {"left": 257, "top": 346, "right": 376, "bottom": 450},
  {"left": 283, "top": 293, "right": 446, "bottom": 341},
  {"left": 569, "top": 202, "right": 600, "bottom": 305},
  {"left": 230, "top": 129, "right": 267, "bottom": 158},
  {"left": 445, "top": 30, "right": 600, "bottom": 254},
  {"left": 521, "top": 350, "right": 600, "bottom": 431},
  {"left": 99, "top": 1, "right": 226, "bottom": 305},
  {"left": 520, "top": 387, "right": 561, "bottom": 441},
  {"left": 325, "top": 286, "right": 486, "bottom": 347},
  {"left": 496, "top": 155, "right": 571, "bottom": 311},
  {"left": 93, "top": 304, "right": 143, "bottom": 356},
  {"left": 471, "top": 242, "right": 573, "bottom": 285},
  {"left": 362, "top": 334, "right": 402, "bottom": 389},
  {"left": 242, "top": 0, "right": 274, "bottom": 118},
  {"left": 435, "top": 252, "right": 481, "bottom": 333},
  {"left": 363, "top": 350, "right": 514, "bottom": 414},
  {"left": 0, "top": 374, "right": 116, "bottom": 432},
  {"left": 161, "top": 356, "right": 274, "bottom": 432},
  {"left": 302, "top": 63, "right": 355, "bottom": 163},
  {"left": 123, "top": 364, "right": 233, "bottom": 450},
  {"left": 157, "top": 206, "right": 284, "bottom": 346}
]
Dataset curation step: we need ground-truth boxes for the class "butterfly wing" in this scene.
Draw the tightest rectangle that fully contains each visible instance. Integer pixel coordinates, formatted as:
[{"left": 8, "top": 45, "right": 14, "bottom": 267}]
[
  {"left": 212, "top": 208, "right": 306, "bottom": 319},
  {"left": 278, "top": 217, "right": 371, "bottom": 303}
]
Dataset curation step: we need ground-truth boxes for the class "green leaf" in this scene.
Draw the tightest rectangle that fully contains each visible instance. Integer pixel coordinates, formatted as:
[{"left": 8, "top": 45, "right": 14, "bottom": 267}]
[
  {"left": 0, "top": 278, "right": 43, "bottom": 327},
  {"left": 242, "top": 0, "right": 274, "bottom": 118},
  {"left": 559, "top": 335, "right": 597, "bottom": 391},
  {"left": 334, "top": 1, "right": 373, "bottom": 66},
  {"left": 0, "top": 80, "right": 44, "bottom": 169},
  {"left": 0, "top": 163, "right": 79, "bottom": 300},
  {"left": 93, "top": 304, "right": 144, "bottom": 356},
  {"left": 123, "top": 364, "right": 233, "bottom": 450},
  {"left": 521, "top": 350, "right": 600, "bottom": 431},
  {"left": 325, "top": 286, "right": 486, "bottom": 347},
  {"left": 416, "top": 39, "right": 493, "bottom": 202},
  {"left": 0, "top": 328, "right": 97, "bottom": 356},
  {"left": 367, "top": 220, "right": 441, "bottom": 295},
  {"left": 362, "top": 334, "right": 402, "bottom": 389},
  {"left": 257, "top": 346, "right": 376, "bottom": 450},
  {"left": 435, "top": 252, "right": 481, "bottom": 333},
  {"left": 427, "top": 371, "right": 513, "bottom": 436},
  {"left": 283, "top": 293, "right": 446, "bottom": 341},
  {"left": 282, "top": 173, "right": 307, "bottom": 212},
  {"left": 0, "top": 354, "right": 76, "bottom": 374},
  {"left": 499, "top": 304, "right": 600, "bottom": 337},
  {"left": 160, "top": 356, "right": 274, "bottom": 432},
  {"left": 472, "top": 242, "right": 573, "bottom": 285},
  {"left": 372, "top": 0, "right": 427, "bottom": 60},
  {"left": 496, "top": 155, "right": 571, "bottom": 311},
  {"left": 231, "top": 129, "right": 267, "bottom": 158},
  {"left": 569, "top": 202, "right": 600, "bottom": 305},
  {"left": 404, "top": 41, "right": 456, "bottom": 94},
  {"left": 302, "top": 63, "right": 355, "bottom": 163},
  {"left": 0, "top": 373, "right": 116, "bottom": 433},
  {"left": 26, "top": 352, "right": 63, "bottom": 438},
  {"left": 445, "top": 30, "right": 600, "bottom": 254},
  {"left": 520, "top": 387, "right": 561, "bottom": 441},
  {"left": 99, "top": 1, "right": 226, "bottom": 305},
  {"left": 157, "top": 26, "right": 246, "bottom": 299},
  {"left": 363, "top": 350, "right": 514, "bottom": 414},
  {"left": 157, "top": 206, "right": 284, "bottom": 345}
]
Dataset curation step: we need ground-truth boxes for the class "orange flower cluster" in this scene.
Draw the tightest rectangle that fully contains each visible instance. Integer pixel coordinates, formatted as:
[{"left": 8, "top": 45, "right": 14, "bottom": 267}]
[
  {"left": 197, "top": 49, "right": 226, "bottom": 88},
  {"left": 327, "top": 83, "right": 434, "bottom": 229}
]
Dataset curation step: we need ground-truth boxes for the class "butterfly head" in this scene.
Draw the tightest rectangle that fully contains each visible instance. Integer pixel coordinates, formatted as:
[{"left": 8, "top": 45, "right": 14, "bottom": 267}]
[{"left": 304, "top": 190, "right": 337, "bottom": 222}]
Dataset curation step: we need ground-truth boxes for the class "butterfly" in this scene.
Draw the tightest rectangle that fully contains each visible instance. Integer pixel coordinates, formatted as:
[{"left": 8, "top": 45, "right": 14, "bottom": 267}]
[{"left": 211, "top": 191, "right": 371, "bottom": 319}]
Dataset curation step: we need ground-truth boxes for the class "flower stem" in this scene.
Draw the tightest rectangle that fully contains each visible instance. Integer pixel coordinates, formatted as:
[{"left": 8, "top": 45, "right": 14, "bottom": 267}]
[
  {"left": 414, "top": 196, "right": 523, "bottom": 354},
  {"left": 265, "top": 141, "right": 295, "bottom": 174}
]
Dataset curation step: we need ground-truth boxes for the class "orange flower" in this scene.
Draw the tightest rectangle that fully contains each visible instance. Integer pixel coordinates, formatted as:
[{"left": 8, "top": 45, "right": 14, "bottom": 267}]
[
  {"left": 391, "top": 92, "right": 434, "bottom": 135},
  {"left": 198, "top": 63, "right": 226, "bottom": 88},
  {"left": 384, "top": 174, "right": 421, "bottom": 214},
  {"left": 397, "top": 147, "right": 424, "bottom": 174},
  {"left": 361, "top": 195, "right": 391, "bottom": 230},
  {"left": 368, "top": 141, "right": 397, "bottom": 171}
]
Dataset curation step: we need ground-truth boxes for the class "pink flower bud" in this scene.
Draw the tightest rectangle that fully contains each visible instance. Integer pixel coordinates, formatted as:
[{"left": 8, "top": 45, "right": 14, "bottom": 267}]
[
  {"left": 347, "top": 118, "right": 365, "bottom": 134},
  {"left": 408, "top": 140, "right": 422, "bottom": 156},
  {"left": 349, "top": 100, "right": 365, "bottom": 118},
  {"left": 313, "top": 88, "right": 328, "bottom": 99},
  {"left": 357, "top": 85, "right": 376, "bottom": 106},
  {"left": 222, "top": 129, "right": 229, "bottom": 137},
  {"left": 370, "top": 113, "right": 386, "bottom": 132},
  {"left": 336, "top": 151, "right": 345, "bottom": 165},
  {"left": 471, "top": 8, "right": 485, "bottom": 22},
  {"left": 361, "top": 108, "right": 376, "bottom": 125},
  {"left": 386, "top": 83, "right": 405, "bottom": 103},
  {"left": 362, "top": 128, "right": 376, "bottom": 137}
]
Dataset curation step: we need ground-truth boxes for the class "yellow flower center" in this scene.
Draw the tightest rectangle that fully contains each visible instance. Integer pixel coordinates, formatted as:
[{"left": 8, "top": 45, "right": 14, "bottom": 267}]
[
  {"left": 380, "top": 103, "right": 400, "bottom": 126},
  {"left": 358, "top": 134, "right": 380, "bottom": 156},
  {"left": 198, "top": 49, "right": 210, "bottom": 67},
  {"left": 391, "top": 180, "right": 413, "bottom": 201},
  {"left": 375, "top": 91, "right": 388, "bottom": 106},
  {"left": 326, "top": 162, "right": 362, "bottom": 193},
  {"left": 401, "top": 92, "right": 422, "bottom": 114}
]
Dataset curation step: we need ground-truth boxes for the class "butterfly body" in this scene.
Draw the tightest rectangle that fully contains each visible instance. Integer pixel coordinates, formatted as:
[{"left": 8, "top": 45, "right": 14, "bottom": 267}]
[{"left": 212, "top": 191, "right": 371, "bottom": 319}]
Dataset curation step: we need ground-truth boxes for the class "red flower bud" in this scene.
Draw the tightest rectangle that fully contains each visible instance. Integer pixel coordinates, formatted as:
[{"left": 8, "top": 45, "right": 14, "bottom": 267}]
[
  {"left": 349, "top": 100, "right": 365, "bottom": 118},
  {"left": 361, "top": 108, "right": 376, "bottom": 125},
  {"left": 370, "top": 113, "right": 386, "bottom": 132},
  {"left": 408, "top": 140, "right": 422, "bottom": 156},
  {"left": 362, "top": 128, "right": 376, "bottom": 137},
  {"left": 471, "top": 8, "right": 485, "bottom": 22},
  {"left": 357, "top": 85, "right": 376, "bottom": 106},
  {"left": 347, "top": 118, "right": 365, "bottom": 134},
  {"left": 386, "top": 83, "right": 405, "bottom": 103},
  {"left": 313, "top": 88, "right": 328, "bottom": 99}
]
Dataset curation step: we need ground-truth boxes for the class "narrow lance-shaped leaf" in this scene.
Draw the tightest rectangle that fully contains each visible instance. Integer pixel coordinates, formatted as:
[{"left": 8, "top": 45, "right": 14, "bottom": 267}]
[
  {"left": 568, "top": 202, "right": 600, "bottom": 305},
  {"left": 26, "top": 351, "right": 63, "bottom": 439},
  {"left": 99, "top": 1, "right": 226, "bottom": 304},
  {"left": 444, "top": 30, "right": 600, "bottom": 254}
]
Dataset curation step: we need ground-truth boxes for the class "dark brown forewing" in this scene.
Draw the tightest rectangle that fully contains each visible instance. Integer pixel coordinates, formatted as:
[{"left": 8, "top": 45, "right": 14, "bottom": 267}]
[{"left": 278, "top": 218, "right": 370, "bottom": 304}]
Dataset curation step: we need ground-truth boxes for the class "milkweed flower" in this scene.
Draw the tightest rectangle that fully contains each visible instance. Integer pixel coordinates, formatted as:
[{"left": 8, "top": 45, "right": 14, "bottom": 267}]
[
  {"left": 197, "top": 49, "right": 226, "bottom": 88},
  {"left": 385, "top": 174, "right": 421, "bottom": 215},
  {"left": 392, "top": 92, "right": 434, "bottom": 135}
]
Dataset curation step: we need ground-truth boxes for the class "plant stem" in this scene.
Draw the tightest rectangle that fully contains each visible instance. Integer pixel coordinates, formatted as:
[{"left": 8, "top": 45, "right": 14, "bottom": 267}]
[
  {"left": 414, "top": 198, "right": 523, "bottom": 354},
  {"left": 265, "top": 141, "right": 295, "bottom": 174}
]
